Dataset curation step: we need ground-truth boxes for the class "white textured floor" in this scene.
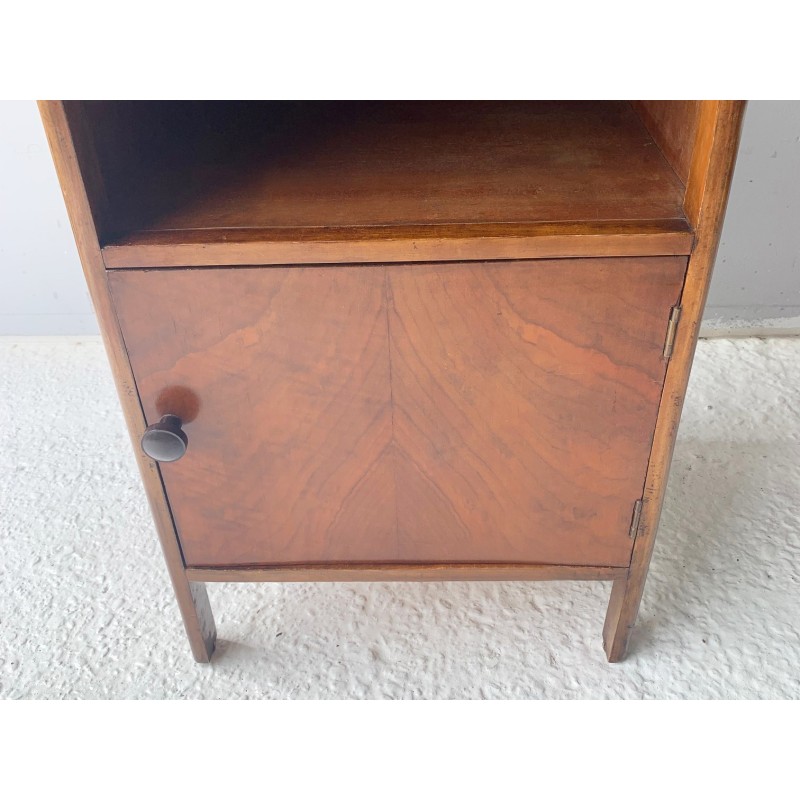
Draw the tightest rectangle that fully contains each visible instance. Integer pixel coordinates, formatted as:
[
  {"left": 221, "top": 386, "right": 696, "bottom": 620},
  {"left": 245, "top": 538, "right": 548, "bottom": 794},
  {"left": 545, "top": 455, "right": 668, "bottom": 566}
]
[{"left": 1, "top": 336, "right": 799, "bottom": 699}]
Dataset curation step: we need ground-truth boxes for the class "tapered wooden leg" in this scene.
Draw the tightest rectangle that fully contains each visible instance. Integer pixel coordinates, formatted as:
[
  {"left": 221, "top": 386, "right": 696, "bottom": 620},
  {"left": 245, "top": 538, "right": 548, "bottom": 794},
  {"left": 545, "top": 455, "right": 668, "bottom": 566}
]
[
  {"left": 603, "top": 575, "right": 634, "bottom": 662},
  {"left": 603, "top": 542, "right": 658, "bottom": 663},
  {"left": 173, "top": 579, "right": 217, "bottom": 662}
]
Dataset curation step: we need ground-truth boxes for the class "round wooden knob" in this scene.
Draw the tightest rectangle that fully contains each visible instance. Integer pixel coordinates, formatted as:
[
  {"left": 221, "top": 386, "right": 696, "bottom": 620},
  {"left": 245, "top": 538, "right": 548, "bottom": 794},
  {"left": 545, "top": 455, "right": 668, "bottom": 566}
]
[{"left": 141, "top": 414, "right": 188, "bottom": 462}]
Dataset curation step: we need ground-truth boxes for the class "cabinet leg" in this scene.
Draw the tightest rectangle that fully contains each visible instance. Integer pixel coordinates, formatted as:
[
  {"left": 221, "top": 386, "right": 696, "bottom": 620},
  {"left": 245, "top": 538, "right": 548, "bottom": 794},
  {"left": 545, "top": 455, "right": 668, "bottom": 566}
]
[
  {"left": 602, "top": 572, "right": 647, "bottom": 663},
  {"left": 174, "top": 579, "right": 217, "bottom": 662}
]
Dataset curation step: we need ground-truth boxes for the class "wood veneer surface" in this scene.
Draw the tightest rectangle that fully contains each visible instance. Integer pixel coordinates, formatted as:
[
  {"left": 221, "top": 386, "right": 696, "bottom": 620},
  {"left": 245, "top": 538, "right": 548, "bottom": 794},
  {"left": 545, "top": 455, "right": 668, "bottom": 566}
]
[{"left": 110, "top": 256, "right": 686, "bottom": 568}]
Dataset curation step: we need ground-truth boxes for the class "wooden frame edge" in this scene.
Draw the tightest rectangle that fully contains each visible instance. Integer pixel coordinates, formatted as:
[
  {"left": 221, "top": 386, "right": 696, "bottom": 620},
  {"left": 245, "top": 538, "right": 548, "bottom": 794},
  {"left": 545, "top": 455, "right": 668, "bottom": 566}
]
[
  {"left": 38, "top": 100, "right": 217, "bottom": 663},
  {"left": 603, "top": 101, "right": 746, "bottom": 662},
  {"left": 102, "top": 225, "right": 694, "bottom": 268},
  {"left": 186, "top": 564, "right": 628, "bottom": 583}
]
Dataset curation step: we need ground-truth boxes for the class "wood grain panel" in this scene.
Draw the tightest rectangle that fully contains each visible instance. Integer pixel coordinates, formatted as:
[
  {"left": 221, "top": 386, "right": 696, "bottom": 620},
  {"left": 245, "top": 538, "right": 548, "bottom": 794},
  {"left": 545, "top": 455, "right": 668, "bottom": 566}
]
[
  {"left": 388, "top": 258, "right": 686, "bottom": 566},
  {"left": 111, "top": 257, "right": 685, "bottom": 570},
  {"left": 109, "top": 267, "right": 397, "bottom": 566}
]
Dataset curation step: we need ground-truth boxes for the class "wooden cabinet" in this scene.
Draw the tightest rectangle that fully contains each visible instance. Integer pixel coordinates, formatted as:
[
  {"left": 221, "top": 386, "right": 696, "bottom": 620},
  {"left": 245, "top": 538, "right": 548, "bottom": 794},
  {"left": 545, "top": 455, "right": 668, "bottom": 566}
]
[{"left": 40, "top": 100, "right": 744, "bottom": 663}]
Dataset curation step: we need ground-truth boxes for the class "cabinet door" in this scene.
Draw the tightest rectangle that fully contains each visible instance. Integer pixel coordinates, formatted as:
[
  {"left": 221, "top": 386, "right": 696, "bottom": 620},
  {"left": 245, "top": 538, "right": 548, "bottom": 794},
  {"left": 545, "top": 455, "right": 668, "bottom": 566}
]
[{"left": 110, "top": 257, "right": 685, "bottom": 568}]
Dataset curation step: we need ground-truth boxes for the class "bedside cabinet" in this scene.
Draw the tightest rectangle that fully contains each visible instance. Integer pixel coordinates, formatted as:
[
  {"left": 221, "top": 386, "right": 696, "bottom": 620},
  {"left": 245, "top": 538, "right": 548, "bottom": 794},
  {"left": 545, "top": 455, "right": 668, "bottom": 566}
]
[{"left": 40, "top": 101, "right": 744, "bottom": 662}]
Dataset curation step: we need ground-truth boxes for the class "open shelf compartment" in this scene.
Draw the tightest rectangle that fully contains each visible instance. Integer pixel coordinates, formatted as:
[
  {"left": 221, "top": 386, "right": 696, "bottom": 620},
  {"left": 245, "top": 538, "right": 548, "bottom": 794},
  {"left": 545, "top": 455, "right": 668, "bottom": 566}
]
[{"left": 65, "top": 101, "right": 695, "bottom": 267}]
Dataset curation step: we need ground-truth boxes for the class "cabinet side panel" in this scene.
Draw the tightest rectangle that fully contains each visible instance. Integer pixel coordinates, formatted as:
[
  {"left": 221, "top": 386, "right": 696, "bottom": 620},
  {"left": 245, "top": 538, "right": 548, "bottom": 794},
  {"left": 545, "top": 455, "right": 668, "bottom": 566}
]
[
  {"left": 604, "top": 101, "right": 746, "bottom": 661},
  {"left": 631, "top": 101, "right": 701, "bottom": 185},
  {"left": 684, "top": 101, "right": 728, "bottom": 228},
  {"left": 38, "top": 101, "right": 216, "bottom": 661},
  {"left": 59, "top": 102, "right": 116, "bottom": 245}
]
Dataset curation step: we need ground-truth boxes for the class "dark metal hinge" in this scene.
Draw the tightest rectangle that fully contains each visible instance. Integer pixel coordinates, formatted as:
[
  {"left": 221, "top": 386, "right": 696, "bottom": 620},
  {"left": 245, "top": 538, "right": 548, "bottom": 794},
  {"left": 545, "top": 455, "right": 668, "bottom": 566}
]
[
  {"left": 663, "top": 305, "right": 682, "bottom": 359},
  {"left": 629, "top": 499, "right": 644, "bottom": 539}
]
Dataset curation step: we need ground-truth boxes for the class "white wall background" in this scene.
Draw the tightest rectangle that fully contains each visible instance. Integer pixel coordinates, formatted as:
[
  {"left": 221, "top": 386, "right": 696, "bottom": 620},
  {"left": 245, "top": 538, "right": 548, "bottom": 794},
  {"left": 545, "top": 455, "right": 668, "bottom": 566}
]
[
  {"left": 707, "top": 101, "right": 800, "bottom": 333},
  {"left": 1, "top": 100, "right": 798, "bottom": 336},
  {"left": 0, "top": 101, "right": 97, "bottom": 335}
]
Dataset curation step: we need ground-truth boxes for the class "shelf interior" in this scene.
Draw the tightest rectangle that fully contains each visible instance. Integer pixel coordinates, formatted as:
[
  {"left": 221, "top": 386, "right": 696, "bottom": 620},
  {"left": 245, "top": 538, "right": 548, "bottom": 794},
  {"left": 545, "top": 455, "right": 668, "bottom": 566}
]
[{"left": 70, "top": 101, "right": 693, "bottom": 261}]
